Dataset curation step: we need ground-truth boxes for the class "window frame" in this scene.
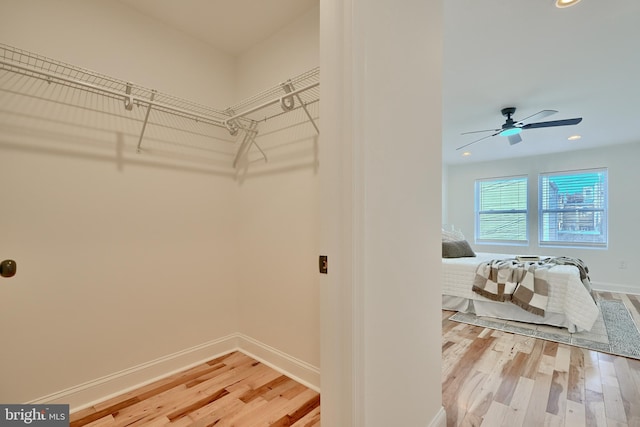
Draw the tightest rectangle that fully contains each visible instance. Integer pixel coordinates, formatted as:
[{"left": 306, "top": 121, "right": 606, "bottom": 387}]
[
  {"left": 538, "top": 168, "right": 608, "bottom": 248},
  {"left": 474, "top": 175, "right": 529, "bottom": 246}
]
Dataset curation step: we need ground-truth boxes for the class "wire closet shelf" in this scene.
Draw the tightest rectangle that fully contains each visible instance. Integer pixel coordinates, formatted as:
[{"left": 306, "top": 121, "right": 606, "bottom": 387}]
[{"left": 0, "top": 43, "right": 319, "bottom": 168}]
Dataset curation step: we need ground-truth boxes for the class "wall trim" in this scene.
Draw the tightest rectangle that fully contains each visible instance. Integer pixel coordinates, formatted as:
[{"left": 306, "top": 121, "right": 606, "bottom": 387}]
[
  {"left": 235, "top": 334, "right": 320, "bottom": 393},
  {"left": 27, "top": 333, "right": 320, "bottom": 413},
  {"left": 591, "top": 281, "right": 640, "bottom": 296}
]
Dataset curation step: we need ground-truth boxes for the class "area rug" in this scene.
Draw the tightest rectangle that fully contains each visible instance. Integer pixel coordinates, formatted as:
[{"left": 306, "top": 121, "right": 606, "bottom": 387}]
[{"left": 449, "top": 299, "right": 640, "bottom": 360}]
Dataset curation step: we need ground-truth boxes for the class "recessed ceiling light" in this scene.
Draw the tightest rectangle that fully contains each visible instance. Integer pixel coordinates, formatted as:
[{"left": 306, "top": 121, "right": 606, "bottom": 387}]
[
  {"left": 568, "top": 135, "right": 582, "bottom": 141},
  {"left": 555, "top": 0, "right": 582, "bottom": 8},
  {"left": 462, "top": 151, "right": 471, "bottom": 157}
]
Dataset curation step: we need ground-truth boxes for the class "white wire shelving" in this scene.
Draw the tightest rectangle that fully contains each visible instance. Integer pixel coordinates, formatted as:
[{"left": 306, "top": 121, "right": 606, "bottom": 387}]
[{"left": 0, "top": 43, "right": 319, "bottom": 169}]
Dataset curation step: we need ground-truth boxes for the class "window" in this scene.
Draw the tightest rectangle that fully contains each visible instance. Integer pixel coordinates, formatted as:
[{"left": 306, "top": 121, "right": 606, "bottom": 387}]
[
  {"left": 475, "top": 176, "right": 528, "bottom": 244},
  {"left": 539, "top": 168, "right": 608, "bottom": 247}
]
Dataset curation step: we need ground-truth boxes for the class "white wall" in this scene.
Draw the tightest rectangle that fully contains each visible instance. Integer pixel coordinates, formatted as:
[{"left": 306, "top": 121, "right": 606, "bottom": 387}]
[
  {"left": 320, "top": 0, "right": 445, "bottom": 425},
  {"left": 234, "top": 5, "right": 321, "bottom": 369},
  {"left": 0, "top": 0, "right": 239, "bottom": 404},
  {"left": 359, "top": 1, "right": 443, "bottom": 423},
  {"left": 445, "top": 141, "right": 640, "bottom": 293}
]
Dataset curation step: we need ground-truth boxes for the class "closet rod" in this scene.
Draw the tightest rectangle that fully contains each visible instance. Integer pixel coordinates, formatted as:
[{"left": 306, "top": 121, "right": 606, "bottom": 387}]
[
  {"left": 0, "top": 58, "right": 228, "bottom": 129},
  {"left": 223, "top": 81, "right": 320, "bottom": 125}
]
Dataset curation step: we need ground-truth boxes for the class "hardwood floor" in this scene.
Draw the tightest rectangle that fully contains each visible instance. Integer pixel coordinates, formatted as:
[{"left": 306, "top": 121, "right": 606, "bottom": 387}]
[
  {"left": 69, "top": 291, "right": 640, "bottom": 427},
  {"left": 69, "top": 351, "right": 320, "bottom": 427},
  {"left": 442, "top": 291, "right": 640, "bottom": 427}
]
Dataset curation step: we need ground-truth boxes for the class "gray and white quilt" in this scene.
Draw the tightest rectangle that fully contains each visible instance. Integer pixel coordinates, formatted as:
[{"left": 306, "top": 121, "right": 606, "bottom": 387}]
[{"left": 471, "top": 258, "right": 579, "bottom": 317}]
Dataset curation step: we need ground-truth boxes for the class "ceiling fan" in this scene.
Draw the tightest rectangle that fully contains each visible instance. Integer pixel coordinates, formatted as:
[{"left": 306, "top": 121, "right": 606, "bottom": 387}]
[{"left": 456, "top": 107, "right": 582, "bottom": 150}]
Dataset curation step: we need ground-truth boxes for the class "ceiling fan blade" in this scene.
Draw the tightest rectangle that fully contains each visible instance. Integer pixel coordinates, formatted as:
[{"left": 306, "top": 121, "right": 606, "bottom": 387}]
[
  {"left": 461, "top": 128, "right": 501, "bottom": 135},
  {"left": 516, "top": 109, "right": 557, "bottom": 125},
  {"left": 508, "top": 133, "right": 522, "bottom": 145},
  {"left": 522, "top": 117, "right": 582, "bottom": 129},
  {"left": 456, "top": 131, "right": 500, "bottom": 150}
]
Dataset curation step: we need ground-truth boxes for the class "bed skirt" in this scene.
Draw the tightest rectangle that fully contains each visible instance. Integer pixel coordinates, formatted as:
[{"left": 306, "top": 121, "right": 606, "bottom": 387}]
[{"left": 443, "top": 295, "right": 581, "bottom": 332}]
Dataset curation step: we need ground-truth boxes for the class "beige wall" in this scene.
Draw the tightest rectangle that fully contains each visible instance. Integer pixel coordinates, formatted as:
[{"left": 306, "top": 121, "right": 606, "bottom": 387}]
[
  {"left": 0, "top": 0, "right": 236, "bottom": 106},
  {"left": 0, "top": 0, "right": 320, "bottom": 404},
  {"left": 233, "top": 5, "right": 320, "bottom": 369},
  {"left": 236, "top": 6, "right": 320, "bottom": 100}
]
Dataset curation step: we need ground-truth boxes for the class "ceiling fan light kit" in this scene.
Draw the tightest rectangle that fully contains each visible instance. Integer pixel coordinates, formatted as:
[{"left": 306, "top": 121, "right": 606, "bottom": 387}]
[{"left": 499, "top": 127, "right": 522, "bottom": 137}]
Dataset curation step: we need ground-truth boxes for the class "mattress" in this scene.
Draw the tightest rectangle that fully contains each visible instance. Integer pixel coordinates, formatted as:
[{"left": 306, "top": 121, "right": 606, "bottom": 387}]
[{"left": 442, "top": 252, "right": 599, "bottom": 332}]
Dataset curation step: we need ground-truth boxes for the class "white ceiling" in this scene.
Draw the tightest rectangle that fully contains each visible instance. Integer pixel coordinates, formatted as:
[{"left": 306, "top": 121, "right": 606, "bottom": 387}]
[
  {"left": 118, "top": 0, "right": 640, "bottom": 165},
  {"left": 444, "top": 0, "right": 640, "bottom": 165}
]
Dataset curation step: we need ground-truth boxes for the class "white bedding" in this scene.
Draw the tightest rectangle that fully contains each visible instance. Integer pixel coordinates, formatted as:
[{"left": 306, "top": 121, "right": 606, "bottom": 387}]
[{"left": 442, "top": 252, "right": 599, "bottom": 332}]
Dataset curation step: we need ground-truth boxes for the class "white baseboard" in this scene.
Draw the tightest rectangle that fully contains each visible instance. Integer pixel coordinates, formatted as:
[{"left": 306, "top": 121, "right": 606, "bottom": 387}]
[
  {"left": 236, "top": 334, "right": 320, "bottom": 393},
  {"left": 27, "top": 333, "right": 321, "bottom": 413},
  {"left": 428, "top": 406, "right": 447, "bottom": 427},
  {"left": 591, "top": 281, "right": 640, "bottom": 296}
]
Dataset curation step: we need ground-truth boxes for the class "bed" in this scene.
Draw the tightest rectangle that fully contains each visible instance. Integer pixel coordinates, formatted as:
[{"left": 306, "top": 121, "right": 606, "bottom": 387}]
[{"left": 442, "top": 251, "right": 600, "bottom": 333}]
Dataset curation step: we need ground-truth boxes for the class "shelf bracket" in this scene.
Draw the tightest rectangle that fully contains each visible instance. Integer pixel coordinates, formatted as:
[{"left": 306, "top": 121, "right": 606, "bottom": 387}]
[
  {"left": 252, "top": 138, "right": 268, "bottom": 163},
  {"left": 282, "top": 81, "right": 319, "bottom": 135},
  {"left": 124, "top": 83, "right": 134, "bottom": 111},
  {"left": 224, "top": 109, "right": 240, "bottom": 136},
  {"left": 281, "top": 81, "right": 296, "bottom": 111},
  {"left": 136, "top": 90, "right": 156, "bottom": 153}
]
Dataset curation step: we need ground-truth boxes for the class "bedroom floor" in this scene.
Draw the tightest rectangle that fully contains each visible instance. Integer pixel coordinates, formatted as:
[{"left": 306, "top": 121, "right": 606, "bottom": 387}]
[{"left": 442, "top": 291, "right": 640, "bottom": 427}]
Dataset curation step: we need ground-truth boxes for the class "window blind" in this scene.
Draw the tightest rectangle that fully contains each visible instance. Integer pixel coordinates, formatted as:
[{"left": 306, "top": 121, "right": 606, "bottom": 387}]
[
  {"left": 475, "top": 176, "right": 528, "bottom": 243},
  {"left": 539, "top": 168, "right": 608, "bottom": 247}
]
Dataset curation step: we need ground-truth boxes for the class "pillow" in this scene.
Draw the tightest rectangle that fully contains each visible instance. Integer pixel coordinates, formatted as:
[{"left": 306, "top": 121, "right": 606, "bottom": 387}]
[
  {"left": 442, "top": 240, "right": 476, "bottom": 258},
  {"left": 442, "top": 229, "right": 465, "bottom": 242}
]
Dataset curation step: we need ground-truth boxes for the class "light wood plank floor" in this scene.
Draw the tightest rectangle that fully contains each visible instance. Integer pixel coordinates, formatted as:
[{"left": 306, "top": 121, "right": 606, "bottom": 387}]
[
  {"left": 442, "top": 291, "right": 640, "bottom": 427},
  {"left": 69, "top": 291, "right": 640, "bottom": 427},
  {"left": 70, "top": 351, "right": 320, "bottom": 427}
]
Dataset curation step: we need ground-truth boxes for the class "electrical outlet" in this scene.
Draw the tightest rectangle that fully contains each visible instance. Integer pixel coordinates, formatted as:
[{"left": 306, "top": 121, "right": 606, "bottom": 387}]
[{"left": 619, "top": 261, "right": 627, "bottom": 269}]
